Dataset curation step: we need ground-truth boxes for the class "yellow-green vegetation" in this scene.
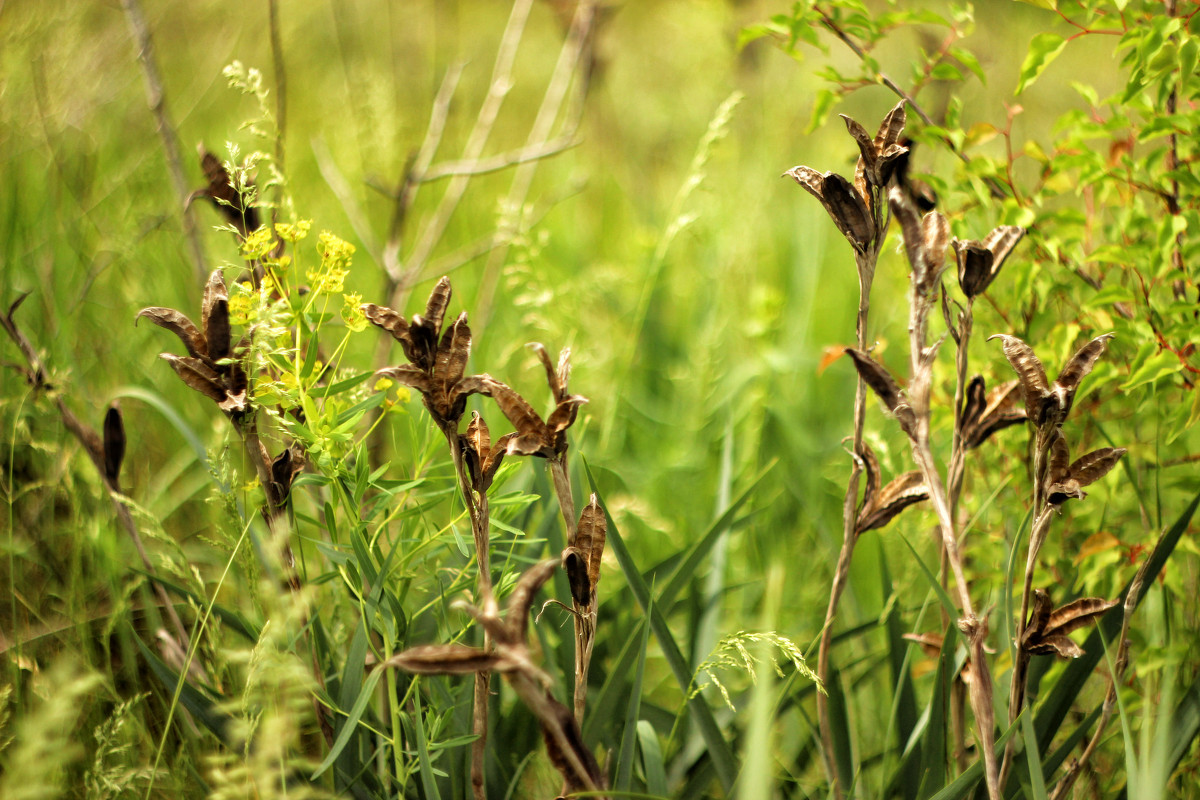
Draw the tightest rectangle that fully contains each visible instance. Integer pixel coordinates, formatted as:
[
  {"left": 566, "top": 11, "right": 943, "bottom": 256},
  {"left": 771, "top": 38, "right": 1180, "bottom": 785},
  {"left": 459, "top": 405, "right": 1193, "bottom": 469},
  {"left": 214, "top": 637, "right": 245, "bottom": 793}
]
[{"left": 1, "top": 1, "right": 1198, "bottom": 798}]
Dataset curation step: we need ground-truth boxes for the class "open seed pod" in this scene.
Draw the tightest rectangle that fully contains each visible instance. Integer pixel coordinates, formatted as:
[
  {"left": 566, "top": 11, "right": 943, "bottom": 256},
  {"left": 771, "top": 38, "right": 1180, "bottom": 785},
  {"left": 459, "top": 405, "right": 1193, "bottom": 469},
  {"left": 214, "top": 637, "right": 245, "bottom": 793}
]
[
  {"left": 485, "top": 345, "right": 587, "bottom": 460},
  {"left": 460, "top": 412, "right": 516, "bottom": 494},
  {"left": 1044, "top": 430, "right": 1127, "bottom": 508},
  {"left": 365, "top": 277, "right": 494, "bottom": 427},
  {"left": 854, "top": 442, "right": 929, "bottom": 535},
  {"left": 989, "top": 333, "right": 1115, "bottom": 428},
  {"left": 563, "top": 495, "right": 607, "bottom": 606},
  {"left": 1020, "top": 589, "right": 1118, "bottom": 658},
  {"left": 953, "top": 226, "right": 1025, "bottom": 300},
  {"left": 137, "top": 269, "right": 248, "bottom": 415},
  {"left": 844, "top": 348, "right": 917, "bottom": 437},
  {"left": 188, "top": 147, "right": 260, "bottom": 236},
  {"left": 960, "top": 376, "right": 1026, "bottom": 449},
  {"left": 889, "top": 185, "right": 949, "bottom": 297}
]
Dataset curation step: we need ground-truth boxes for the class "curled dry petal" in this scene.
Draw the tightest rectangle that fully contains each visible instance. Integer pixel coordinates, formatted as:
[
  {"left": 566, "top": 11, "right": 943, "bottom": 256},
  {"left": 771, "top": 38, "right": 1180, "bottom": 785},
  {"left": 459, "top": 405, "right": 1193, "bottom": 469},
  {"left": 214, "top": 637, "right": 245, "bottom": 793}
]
[
  {"left": 858, "top": 442, "right": 882, "bottom": 522},
  {"left": 136, "top": 308, "right": 208, "bottom": 361},
  {"left": 361, "top": 303, "right": 411, "bottom": 344},
  {"left": 103, "top": 404, "right": 125, "bottom": 486},
  {"left": 1045, "top": 596, "right": 1119, "bottom": 637},
  {"left": 576, "top": 495, "right": 607, "bottom": 600}
]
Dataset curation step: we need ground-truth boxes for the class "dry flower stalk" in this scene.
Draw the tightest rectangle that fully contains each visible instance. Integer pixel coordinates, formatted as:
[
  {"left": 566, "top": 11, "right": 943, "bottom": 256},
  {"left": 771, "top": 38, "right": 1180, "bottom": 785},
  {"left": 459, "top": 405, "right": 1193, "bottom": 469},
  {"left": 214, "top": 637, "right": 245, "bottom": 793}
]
[{"left": 787, "top": 100, "right": 914, "bottom": 799}]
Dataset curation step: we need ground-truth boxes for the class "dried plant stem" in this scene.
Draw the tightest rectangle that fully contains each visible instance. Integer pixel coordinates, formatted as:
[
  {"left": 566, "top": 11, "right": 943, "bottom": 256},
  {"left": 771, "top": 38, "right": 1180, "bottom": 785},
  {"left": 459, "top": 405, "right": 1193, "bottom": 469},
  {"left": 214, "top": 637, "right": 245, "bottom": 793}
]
[
  {"left": 439, "top": 422, "right": 493, "bottom": 800},
  {"left": 547, "top": 455, "right": 594, "bottom": 725},
  {"left": 387, "top": 0, "right": 534, "bottom": 311},
  {"left": 999, "top": 502, "right": 1056, "bottom": 787},
  {"left": 817, "top": 248, "right": 875, "bottom": 800},
  {"left": 906, "top": 287, "right": 1000, "bottom": 800},
  {"left": 475, "top": 0, "right": 596, "bottom": 326},
  {"left": 120, "top": 0, "right": 207, "bottom": 284},
  {"left": 267, "top": 0, "right": 287, "bottom": 221}
]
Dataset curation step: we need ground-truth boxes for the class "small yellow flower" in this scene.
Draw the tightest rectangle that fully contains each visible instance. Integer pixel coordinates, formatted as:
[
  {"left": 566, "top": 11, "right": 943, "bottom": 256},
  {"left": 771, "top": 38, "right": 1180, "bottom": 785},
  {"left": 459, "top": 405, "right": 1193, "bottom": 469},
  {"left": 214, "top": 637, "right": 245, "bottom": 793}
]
[
  {"left": 275, "top": 219, "right": 312, "bottom": 243},
  {"left": 240, "top": 225, "right": 276, "bottom": 260},
  {"left": 342, "top": 293, "right": 368, "bottom": 331}
]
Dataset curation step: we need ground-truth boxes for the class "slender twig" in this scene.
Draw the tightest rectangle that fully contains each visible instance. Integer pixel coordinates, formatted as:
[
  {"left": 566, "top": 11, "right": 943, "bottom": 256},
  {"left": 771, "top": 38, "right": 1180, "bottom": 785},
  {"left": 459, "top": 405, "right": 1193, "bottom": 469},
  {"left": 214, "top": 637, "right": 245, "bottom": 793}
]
[
  {"left": 475, "top": 0, "right": 597, "bottom": 327},
  {"left": 119, "top": 0, "right": 207, "bottom": 283},
  {"left": 390, "top": 0, "right": 535, "bottom": 310}
]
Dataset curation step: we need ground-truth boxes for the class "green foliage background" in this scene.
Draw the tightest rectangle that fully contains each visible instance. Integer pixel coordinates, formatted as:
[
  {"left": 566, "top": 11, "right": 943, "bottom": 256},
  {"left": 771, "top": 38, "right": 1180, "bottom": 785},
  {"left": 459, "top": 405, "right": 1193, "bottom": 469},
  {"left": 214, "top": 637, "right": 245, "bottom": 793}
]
[{"left": 1, "top": 0, "right": 1197, "bottom": 797}]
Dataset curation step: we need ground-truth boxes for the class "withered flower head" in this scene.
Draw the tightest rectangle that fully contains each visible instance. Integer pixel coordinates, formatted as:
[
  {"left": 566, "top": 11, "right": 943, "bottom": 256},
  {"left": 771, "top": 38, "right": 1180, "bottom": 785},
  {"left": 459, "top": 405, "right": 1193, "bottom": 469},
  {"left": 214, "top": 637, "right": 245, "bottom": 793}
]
[
  {"left": 187, "top": 147, "right": 260, "bottom": 236},
  {"left": 784, "top": 101, "right": 908, "bottom": 253},
  {"left": 136, "top": 269, "right": 248, "bottom": 415},
  {"left": 953, "top": 226, "right": 1025, "bottom": 300},
  {"left": 1020, "top": 589, "right": 1118, "bottom": 658},
  {"left": 854, "top": 442, "right": 928, "bottom": 535},
  {"left": 960, "top": 376, "right": 1026, "bottom": 450},
  {"left": 988, "top": 333, "right": 1115, "bottom": 428},
  {"left": 364, "top": 277, "right": 491, "bottom": 427},
  {"left": 1044, "top": 430, "right": 1126, "bottom": 508},
  {"left": 487, "top": 344, "right": 588, "bottom": 460}
]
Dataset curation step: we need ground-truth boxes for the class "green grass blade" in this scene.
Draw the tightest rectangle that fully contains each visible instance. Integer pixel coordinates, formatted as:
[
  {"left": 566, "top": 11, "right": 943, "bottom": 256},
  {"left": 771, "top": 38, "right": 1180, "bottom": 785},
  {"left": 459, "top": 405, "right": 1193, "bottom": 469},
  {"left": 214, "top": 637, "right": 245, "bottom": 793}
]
[
  {"left": 916, "top": 632, "right": 954, "bottom": 799},
  {"left": 312, "top": 665, "right": 385, "bottom": 779},
  {"left": 615, "top": 604, "right": 654, "bottom": 791},
  {"left": 584, "top": 617, "right": 650, "bottom": 745},
  {"left": 134, "top": 634, "right": 231, "bottom": 743},
  {"left": 637, "top": 720, "right": 669, "bottom": 797},
  {"left": 898, "top": 531, "right": 961, "bottom": 629},
  {"left": 585, "top": 462, "right": 739, "bottom": 793},
  {"left": 1020, "top": 703, "right": 1048, "bottom": 800},
  {"left": 927, "top": 713, "right": 1022, "bottom": 800}
]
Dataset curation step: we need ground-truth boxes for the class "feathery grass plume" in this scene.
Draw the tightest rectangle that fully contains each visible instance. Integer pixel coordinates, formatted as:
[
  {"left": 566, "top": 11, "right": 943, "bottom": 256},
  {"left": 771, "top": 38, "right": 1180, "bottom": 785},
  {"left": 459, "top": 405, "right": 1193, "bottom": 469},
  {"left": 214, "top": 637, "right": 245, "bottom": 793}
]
[
  {"left": 690, "top": 631, "right": 822, "bottom": 712},
  {"left": 0, "top": 660, "right": 101, "bottom": 800}
]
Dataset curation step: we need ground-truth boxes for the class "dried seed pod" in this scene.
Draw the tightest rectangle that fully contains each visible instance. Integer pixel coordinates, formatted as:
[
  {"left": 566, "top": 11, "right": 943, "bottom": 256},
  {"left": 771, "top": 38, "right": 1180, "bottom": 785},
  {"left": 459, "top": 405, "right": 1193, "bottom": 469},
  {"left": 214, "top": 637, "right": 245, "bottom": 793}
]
[
  {"left": 562, "top": 547, "right": 591, "bottom": 606},
  {"left": 844, "top": 348, "right": 916, "bottom": 435},
  {"left": 135, "top": 307, "right": 209, "bottom": 361},
  {"left": 159, "top": 354, "right": 229, "bottom": 406},
  {"left": 505, "top": 558, "right": 560, "bottom": 644},
  {"left": 856, "top": 470, "right": 929, "bottom": 534},
  {"left": 1045, "top": 433, "right": 1127, "bottom": 507},
  {"left": 990, "top": 333, "right": 1115, "bottom": 428},
  {"left": 578, "top": 495, "right": 606, "bottom": 599},
  {"left": 785, "top": 165, "right": 875, "bottom": 250},
  {"left": 954, "top": 226, "right": 1024, "bottom": 300},
  {"left": 1021, "top": 589, "right": 1118, "bottom": 658},
  {"left": 201, "top": 270, "right": 231, "bottom": 362},
  {"left": 102, "top": 404, "right": 125, "bottom": 487},
  {"left": 839, "top": 100, "right": 908, "bottom": 187},
  {"left": 387, "top": 644, "right": 505, "bottom": 675},
  {"left": 889, "top": 186, "right": 949, "bottom": 294},
  {"left": 962, "top": 378, "right": 1025, "bottom": 449},
  {"left": 191, "top": 149, "right": 260, "bottom": 234}
]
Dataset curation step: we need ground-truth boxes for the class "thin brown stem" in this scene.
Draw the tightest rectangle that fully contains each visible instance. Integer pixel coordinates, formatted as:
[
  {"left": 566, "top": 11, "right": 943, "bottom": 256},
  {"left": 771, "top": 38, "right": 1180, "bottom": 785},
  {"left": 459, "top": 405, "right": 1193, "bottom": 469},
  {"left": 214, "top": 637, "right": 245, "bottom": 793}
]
[
  {"left": 268, "top": 0, "right": 287, "bottom": 222},
  {"left": 817, "top": 246, "right": 875, "bottom": 800},
  {"left": 120, "top": 0, "right": 207, "bottom": 283}
]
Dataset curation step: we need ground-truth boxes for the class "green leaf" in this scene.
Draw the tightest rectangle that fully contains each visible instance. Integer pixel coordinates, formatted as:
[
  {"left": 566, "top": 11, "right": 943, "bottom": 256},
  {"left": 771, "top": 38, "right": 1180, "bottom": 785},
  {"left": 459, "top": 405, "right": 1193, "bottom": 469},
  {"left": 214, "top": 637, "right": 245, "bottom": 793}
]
[
  {"left": 615, "top": 607, "right": 653, "bottom": 791},
  {"left": 312, "top": 666, "right": 385, "bottom": 779},
  {"left": 412, "top": 688, "right": 443, "bottom": 800},
  {"left": 135, "top": 634, "right": 232, "bottom": 744},
  {"left": 1120, "top": 351, "right": 1180, "bottom": 391},
  {"left": 637, "top": 720, "right": 669, "bottom": 797},
  {"left": 1017, "top": 33, "right": 1067, "bottom": 94},
  {"left": 1021, "top": 705, "right": 1049, "bottom": 800}
]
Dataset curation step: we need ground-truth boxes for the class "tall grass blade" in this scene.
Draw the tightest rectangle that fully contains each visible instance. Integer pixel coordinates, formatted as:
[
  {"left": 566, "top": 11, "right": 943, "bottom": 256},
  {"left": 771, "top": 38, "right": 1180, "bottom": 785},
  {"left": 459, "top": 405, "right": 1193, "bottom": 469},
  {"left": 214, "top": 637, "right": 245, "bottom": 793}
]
[
  {"left": 637, "top": 720, "right": 669, "bottom": 797},
  {"left": 615, "top": 600, "right": 654, "bottom": 791},
  {"left": 134, "top": 634, "right": 231, "bottom": 743}
]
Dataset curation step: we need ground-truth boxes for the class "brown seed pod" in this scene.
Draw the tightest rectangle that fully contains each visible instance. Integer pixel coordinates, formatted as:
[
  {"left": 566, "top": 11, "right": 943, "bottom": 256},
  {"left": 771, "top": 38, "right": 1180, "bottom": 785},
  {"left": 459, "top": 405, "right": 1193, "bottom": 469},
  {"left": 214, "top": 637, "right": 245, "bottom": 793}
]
[
  {"left": 844, "top": 348, "right": 916, "bottom": 435},
  {"left": 386, "top": 644, "right": 505, "bottom": 675},
  {"left": 856, "top": 470, "right": 929, "bottom": 534},
  {"left": 1021, "top": 589, "right": 1118, "bottom": 658},
  {"left": 192, "top": 149, "right": 260, "bottom": 235},
  {"left": 953, "top": 226, "right": 1024, "bottom": 299},
  {"left": 990, "top": 333, "right": 1114, "bottom": 428},
  {"left": 103, "top": 404, "right": 125, "bottom": 487}
]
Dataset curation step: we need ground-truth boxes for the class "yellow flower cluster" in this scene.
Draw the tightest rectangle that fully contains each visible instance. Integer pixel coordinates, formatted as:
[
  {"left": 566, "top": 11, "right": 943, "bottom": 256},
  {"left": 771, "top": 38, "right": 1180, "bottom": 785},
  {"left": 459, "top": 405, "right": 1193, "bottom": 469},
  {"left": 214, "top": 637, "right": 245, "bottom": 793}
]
[{"left": 307, "top": 231, "right": 355, "bottom": 294}]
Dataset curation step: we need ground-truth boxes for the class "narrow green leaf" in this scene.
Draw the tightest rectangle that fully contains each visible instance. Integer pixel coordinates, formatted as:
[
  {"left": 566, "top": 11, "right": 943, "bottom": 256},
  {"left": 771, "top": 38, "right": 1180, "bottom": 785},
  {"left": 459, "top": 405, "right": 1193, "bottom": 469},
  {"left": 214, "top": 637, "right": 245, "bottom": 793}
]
[
  {"left": 826, "top": 661, "right": 855, "bottom": 792},
  {"left": 1017, "top": 33, "right": 1067, "bottom": 94},
  {"left": 637, "top": 720, "right": 668, "bottom": 797},
  {"left": 898, "top": 532, "right": 961, "bottom": 629},
  {"left": 1021, "top": 705, "right": 1049, "bottom": 800},
  {"left": 615, "top": 603, "right": 653, "bottom": 791},
  {"left": 135, "top": 635, "right": 231, "bottom": 743},
  {"left": 412, "top": 687, "right": 443, "bottom": 800},
  {"left": 312, "top": 666, "right": 385, "bottom": 779},
  {"left": 916, "top": 633, "right": 954, "bottom": 798},
  {"left": 927, "top": 714, "right": 1022, "bottom": 800}
]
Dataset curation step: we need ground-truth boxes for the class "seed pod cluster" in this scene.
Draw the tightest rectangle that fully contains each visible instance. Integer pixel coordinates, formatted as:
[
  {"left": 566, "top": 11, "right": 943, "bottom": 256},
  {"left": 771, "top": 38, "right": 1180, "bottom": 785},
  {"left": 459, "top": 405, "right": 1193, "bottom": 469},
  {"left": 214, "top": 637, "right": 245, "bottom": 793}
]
[
  {"left": 785, "top": 100, "right": 908, "bottom": 253},
  {"left": 989, "top": 333, "right": 1114, "bottom": 429},
  {"left": 137, "top": 270, "right": 248, "bottom": 415}
]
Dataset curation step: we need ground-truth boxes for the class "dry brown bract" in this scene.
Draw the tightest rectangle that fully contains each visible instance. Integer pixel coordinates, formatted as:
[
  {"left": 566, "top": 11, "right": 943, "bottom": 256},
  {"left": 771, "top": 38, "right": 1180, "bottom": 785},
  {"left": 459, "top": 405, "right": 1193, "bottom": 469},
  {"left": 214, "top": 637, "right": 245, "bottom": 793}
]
[
  {"left": 1020, "top": 590, "right": 1118, "bottom": 658},
  {"left": 136, "top": 269, "right": 248, "bottom": 414},
  {"left": 960, "top": 376, "right": 1026, "bottom": 450},
  {"left": 364, "top": 277, "right": 492, "bottom": 428},
  {"left": 854, "top": 442, "right": 928, "bottom": 535},
  {"left": 988, "top": 333, "right": 1114, "bottom": 428}
]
